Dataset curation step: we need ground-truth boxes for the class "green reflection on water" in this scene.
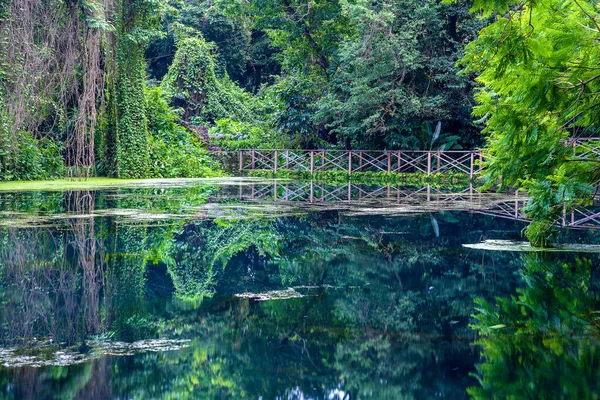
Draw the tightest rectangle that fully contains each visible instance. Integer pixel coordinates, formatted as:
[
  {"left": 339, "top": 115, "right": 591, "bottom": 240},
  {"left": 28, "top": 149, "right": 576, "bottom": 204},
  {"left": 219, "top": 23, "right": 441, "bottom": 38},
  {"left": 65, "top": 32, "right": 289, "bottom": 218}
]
[{"left": 0, "top": 182, "right": 598, "bottom": 399}]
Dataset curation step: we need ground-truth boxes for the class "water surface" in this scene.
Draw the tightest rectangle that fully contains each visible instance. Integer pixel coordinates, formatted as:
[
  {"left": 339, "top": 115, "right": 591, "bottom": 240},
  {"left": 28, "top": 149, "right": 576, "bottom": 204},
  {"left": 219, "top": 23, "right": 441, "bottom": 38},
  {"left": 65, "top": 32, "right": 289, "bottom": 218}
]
[{"left": 0, "top": 179, "right": 599, "bottom": 399}]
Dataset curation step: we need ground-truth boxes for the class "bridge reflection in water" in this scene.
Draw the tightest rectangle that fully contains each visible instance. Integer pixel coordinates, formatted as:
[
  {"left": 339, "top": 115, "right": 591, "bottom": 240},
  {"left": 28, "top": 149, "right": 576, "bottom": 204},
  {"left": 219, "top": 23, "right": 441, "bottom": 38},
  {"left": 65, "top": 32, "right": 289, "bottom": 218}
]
[{"left": 233, "top": 182, "right": 600, "bottom": 230}]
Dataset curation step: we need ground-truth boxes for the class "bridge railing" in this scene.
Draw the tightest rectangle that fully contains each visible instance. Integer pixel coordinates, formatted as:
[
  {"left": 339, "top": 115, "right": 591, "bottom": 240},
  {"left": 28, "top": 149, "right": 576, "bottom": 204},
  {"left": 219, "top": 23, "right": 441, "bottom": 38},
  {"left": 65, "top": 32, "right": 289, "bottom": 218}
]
[
  {"left": 235, "top": 182, "right": 600, "bottom": 230},
  {"left": 210, "top": 139, "right": 600, "bottom": 178},
  {"left": 235, "top": 149, "right": 484, "bottom": 178}
]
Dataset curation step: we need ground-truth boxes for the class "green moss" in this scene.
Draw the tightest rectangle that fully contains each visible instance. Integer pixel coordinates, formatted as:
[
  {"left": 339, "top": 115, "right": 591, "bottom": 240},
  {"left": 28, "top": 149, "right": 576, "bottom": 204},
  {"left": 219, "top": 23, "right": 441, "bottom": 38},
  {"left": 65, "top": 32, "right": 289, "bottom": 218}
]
[{"left": 0, "top": 177, "right": 235, "bottom": 192}]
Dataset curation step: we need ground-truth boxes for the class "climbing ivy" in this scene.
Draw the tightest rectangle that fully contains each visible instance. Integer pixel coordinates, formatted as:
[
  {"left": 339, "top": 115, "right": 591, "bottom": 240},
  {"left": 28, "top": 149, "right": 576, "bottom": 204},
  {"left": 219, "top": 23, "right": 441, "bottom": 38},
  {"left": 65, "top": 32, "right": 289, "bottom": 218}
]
[
  {"left": 105, "top": 0, "right": 165, "bottom": 178},
  {"left": 114, "top": 40, "right": 150, "bottom": 178},
  {"left": 161, "top": 36, "right": 258, "bottom": 126}
]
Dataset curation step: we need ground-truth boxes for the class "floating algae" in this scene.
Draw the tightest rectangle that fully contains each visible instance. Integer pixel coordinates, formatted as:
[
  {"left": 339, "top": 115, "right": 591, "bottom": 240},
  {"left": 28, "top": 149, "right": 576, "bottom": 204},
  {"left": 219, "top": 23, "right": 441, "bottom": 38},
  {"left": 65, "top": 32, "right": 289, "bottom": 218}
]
[
  {"left": 0, "top": 339, "right": 191, "bottom": 368},
  {"left": 233, "top": 285, "right": 341, "bottom": 301},
  {"left": 463, "top": 239, "right": 600, "bottom": 253},
  {"left": 234, "top": 288, "right": 305, "bottom": 301},
  {"left": 0, "top": 177, "right": 275, "bottom": 192}
]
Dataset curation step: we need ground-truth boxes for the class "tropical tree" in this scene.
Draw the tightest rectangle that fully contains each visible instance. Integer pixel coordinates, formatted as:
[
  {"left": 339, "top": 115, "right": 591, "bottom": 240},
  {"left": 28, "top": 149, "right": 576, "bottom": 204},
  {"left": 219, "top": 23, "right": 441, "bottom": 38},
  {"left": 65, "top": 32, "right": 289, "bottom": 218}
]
[{"left": 456, "top": 0, "right": 600, "bottom": 246}]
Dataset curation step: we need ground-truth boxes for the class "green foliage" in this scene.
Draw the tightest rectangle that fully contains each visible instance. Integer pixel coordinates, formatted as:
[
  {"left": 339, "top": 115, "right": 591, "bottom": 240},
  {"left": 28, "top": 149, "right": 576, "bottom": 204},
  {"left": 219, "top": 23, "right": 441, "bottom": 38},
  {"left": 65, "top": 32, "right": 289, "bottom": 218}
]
[
  {"left": 161, "top": 36, "right": 257, "bottom": 125},
  {"left": 145, "top": 86, "right": 221, "bottom": 178},
  {"left": 246, "top": 169, "right": 471, "bottom": 188},
  {"left": 469, "top": 254, "right": 600, "bottom": 399},
  {"left": 113, "top": 42, "right": 150, "bottom": 178},
  {"left": 0, "top": 130, "right": 65, "bottom": 181},
  {"left": 457, "top": 0, "right": 600, "bottom": 245},
  {"left": 107, "top": 0, "right": 167, "bottom": 179},
  {"left": 209, "top": 118, "right": 276, "bottom": 150},
  {"left": 266, "top": 74, "right": 326, "bottom": 147},
  {"left": 315, "top": 0, "right": 482, "bottom": 149}
]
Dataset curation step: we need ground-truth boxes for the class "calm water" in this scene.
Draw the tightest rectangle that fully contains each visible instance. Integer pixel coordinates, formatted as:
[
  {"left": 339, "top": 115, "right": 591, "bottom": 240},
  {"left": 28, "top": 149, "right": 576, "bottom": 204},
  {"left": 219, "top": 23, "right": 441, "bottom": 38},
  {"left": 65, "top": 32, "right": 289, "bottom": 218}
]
[{"left": 0, "top": 179, "right": 599, "bottom": 399}]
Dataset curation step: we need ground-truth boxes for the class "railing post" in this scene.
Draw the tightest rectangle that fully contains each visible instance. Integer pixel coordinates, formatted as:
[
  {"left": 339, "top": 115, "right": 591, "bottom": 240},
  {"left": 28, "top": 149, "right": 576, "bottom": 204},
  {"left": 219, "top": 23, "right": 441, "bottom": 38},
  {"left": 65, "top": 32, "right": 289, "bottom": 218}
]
[
  {"left": 274, "top": 150, "right": 278, "bottom": 174},
  {"left": 437, "top": 151, "right": 441, "bottom": 172},
  {"left": 470, "top": 152, "right": 474, "bottom": 181},
  {"left": 310, "top": 151, "right": 315, "bottom": 174},
  {"left": 286, "top": 150, "right": 289, "bottom": 169},
  {"left": 322, "top": 150, "right": 326, "bottom": 171},
  {"left": 397, "top": 151, "right": 401, "bottom": 173},
  {"left": 239, "top": 150, "right": 243, "bottom": 172},
  {"left": 479, "top": 152, "right": 483, "bottom": 173},
  {"left": 387, "top": 152, "right": 392, "bottom": 173},
  {"left": 359, "top": 151, "right": 363, "bottom": 172},
  {"left": 251, "top": 150, "right": 256, "bottom": 170},
  {"left": 348, "top": 151, "right": 352, "bottom": 175},
  {"left": 427, "top": 152, "right": 431, "bottom": 176}
]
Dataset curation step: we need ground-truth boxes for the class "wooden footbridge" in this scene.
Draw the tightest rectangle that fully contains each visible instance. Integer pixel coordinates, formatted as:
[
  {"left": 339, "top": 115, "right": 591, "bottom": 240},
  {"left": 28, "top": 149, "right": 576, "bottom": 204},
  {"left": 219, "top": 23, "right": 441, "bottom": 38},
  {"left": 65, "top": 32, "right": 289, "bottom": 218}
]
[
  {"left": 210, "top": 149, "right": 484, "bottom": 179},
  {"left": 210, "top": 139, "right": 600, "bottom": 179},
  {"left": 208, "top": 140, "right": 600, "bottom": 229}
]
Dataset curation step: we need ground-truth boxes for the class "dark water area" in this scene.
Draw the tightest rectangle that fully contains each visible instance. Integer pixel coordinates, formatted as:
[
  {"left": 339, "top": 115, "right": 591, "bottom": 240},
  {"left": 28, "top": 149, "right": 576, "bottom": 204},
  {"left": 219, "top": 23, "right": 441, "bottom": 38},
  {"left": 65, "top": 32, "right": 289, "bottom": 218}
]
[{"left": 0, "top": 180, "right": 599, "bottom": 399}]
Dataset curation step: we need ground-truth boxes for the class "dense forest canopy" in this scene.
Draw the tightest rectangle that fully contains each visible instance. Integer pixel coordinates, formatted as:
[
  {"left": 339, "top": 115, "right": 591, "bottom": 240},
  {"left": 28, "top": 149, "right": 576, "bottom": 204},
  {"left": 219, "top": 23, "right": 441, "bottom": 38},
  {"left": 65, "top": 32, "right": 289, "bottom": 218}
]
[
  {"left": 1, "top": 0, "right": 600, "bottom": 244},
  {"left": 0, "top": 0, "right": 485, "bottom": 182}
]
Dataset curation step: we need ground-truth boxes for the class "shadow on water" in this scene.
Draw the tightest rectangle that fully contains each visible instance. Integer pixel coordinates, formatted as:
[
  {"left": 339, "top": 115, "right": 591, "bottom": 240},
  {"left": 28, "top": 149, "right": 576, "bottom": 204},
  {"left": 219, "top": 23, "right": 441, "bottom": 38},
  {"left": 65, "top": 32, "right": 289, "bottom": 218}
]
[{"left": 0, "top": 180, "right": 599, "bottom": 399}]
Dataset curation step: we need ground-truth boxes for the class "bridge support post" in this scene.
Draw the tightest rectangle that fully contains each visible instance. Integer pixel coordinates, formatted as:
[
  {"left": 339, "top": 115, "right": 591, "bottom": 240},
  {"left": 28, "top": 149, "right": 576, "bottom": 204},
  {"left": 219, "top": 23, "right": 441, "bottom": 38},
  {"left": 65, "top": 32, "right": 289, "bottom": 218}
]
[
  {"left": 348, "top": 152, "right": 352, "bottom": 175},
  {"left": 470, "top": 152, "right": 474, "bottom": 181},
  {"left": 427, "top": 152, "right": 431, "bottom": 176},
  {"left": 359, "top": 152, "right": 363, "bottom": 172},
  {"left": 397, "top": 151, "right": 401, "bottom": 173}
]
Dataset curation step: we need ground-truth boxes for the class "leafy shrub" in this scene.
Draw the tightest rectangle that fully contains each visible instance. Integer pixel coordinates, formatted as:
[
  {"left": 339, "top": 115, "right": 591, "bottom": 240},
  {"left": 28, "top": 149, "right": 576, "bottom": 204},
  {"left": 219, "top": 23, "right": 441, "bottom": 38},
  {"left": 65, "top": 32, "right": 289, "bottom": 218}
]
[
  {"left": 148, "top": 135, "right": 221, "bottom": 178},
  {"left": 0, "top": 128, "right": 65, "bottom": 181},
  {"left": 246, "top": 169, "right": 470, "bottom": 188},
  {"left": 209, "top": 118, "right": 276, "bottom": 150},
  {"left": 145, "top": 86, "right": 221, "bottom": 178},
  {"left": 161, "top": 36, "right": 257, "bottom": 125}
]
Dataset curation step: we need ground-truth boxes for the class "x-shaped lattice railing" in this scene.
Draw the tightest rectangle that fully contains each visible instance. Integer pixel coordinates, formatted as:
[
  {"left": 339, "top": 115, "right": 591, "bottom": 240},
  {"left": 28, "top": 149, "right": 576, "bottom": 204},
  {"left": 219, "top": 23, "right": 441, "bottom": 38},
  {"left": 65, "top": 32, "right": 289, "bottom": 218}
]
[
  {"left": 397, "top": 152, "right": 429, "bottom": 174},
  {"left": 433, "top": 152, "right": 473, "bottom": 174},
  {"left": 352, "top": 152, "right": 389, "bottom": 172}
]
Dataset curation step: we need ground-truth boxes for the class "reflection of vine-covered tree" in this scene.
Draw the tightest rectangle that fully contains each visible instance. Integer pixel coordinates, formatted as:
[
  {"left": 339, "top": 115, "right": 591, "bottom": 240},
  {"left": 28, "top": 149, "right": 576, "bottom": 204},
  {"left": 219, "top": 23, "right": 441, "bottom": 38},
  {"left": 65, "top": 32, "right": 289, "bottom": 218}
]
[
  {"left": 136, "top": 212, "right": 524, "bottom": 398},
  {"left": 0, "top": 200, "right": 543, "bottom": 399},
  {"left": 469, "top": 253, "right": 600, "bottom": 399},
  {"left": 0, "top": 191, "right": 157, "bottom": 346},
  {"left": 166, "top": 218, "right": 280, "bottom": 303}
]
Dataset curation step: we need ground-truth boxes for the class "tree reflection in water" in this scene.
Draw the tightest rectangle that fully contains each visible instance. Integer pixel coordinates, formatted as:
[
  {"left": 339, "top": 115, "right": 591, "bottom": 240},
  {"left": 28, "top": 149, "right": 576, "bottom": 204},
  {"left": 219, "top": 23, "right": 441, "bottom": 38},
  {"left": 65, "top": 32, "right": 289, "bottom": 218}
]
[
  {"left": 469, "top": 253, "right": 600, "bottom": 399},
  {"left": 0, "top": 187, "right": 598, "bottom": 398}
]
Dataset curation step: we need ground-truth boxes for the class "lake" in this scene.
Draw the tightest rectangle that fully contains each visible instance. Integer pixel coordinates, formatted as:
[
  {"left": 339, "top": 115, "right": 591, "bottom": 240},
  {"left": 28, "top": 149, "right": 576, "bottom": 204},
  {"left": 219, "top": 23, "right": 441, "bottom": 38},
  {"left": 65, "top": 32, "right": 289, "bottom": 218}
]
[{"left": 0, "top": 179, "right": 599, "bottom": 399}]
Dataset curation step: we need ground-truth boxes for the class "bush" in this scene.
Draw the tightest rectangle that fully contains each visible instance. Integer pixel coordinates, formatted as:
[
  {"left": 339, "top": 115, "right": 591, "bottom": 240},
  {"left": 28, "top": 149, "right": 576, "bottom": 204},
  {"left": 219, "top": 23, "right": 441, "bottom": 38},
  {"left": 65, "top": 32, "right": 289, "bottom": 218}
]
[
  {"left": 146, "top": 86, "right": 221, "bottom": 178},
  {"left": 209, "top": 118, "right": 276, "bottom": 150},
  {"left": 0, "top": 129, "right": 65, "bottom": 181},
  {"left": 148, "top": 135, "right": 221, "bottom": 178}
]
